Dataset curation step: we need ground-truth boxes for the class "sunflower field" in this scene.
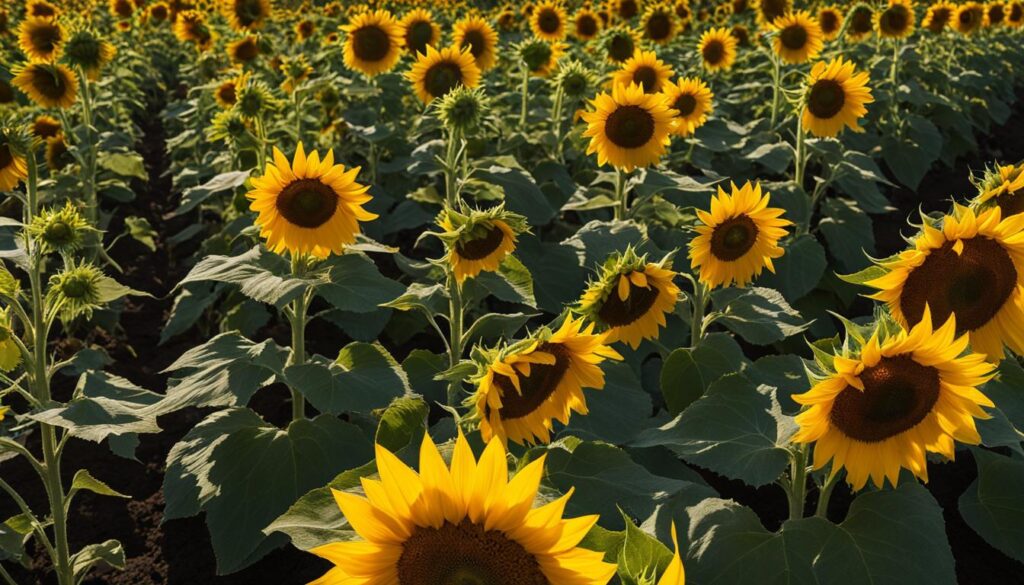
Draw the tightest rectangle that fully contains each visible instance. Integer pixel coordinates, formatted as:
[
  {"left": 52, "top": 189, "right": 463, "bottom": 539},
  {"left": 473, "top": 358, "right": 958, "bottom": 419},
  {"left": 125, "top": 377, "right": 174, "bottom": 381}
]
[{"left": 2, "top": 0, "right": 1024, "bottom": 583}]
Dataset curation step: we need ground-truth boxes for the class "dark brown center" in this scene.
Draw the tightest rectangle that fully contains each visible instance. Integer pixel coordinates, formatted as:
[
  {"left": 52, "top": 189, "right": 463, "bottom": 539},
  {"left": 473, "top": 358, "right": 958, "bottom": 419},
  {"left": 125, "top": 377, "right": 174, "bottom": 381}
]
[
  {"left": 880, "top": 5, "right": 910, "bottom": 33},
  {"left": 710, "top": 215, "right": 759, "bottom": 261},
  {"left": 455, "top": 225, "right": 505, "bottom": 260},
  {"left": 30, "top": 66, "right": 68, "bottom": 99},
  {"left": 233, "top": 0, "right": 265, "bottom": 26},
  {"left": 233, "top": 38, "right": 259, "bottom": 61},
  {"left": 632, "top": 65, "right": 658, "bottom": 92},
  {"left": 702, "top": 39, "right": 725, "bottom": 65},
  {"left": 462, "top": 29, "right": 486, "bottom": 59},
  {"left": 779, "top": 24, "right": 808, "bottom": 50},
  {"left": 674, "top": 93, "right": 698, "bottom": 117},
  {"left": 406, "top": 20, "right": 434, "bottom": 55},
  {"left": 851, "top": 8, "right": 874, "bottom": 33},
  {"left": 608, "top": 34, "right": 635, "bottom": 61},
  {"left": 490, "top": 343, "right": 570, "bottom": 421},
  {"left": 217, "top": 83, "right": 237, "bottom": 105},
  {"left": 617, "top": 0, "right": 638, "bottom": 19},
  {"left": 537, "top": 8, "right": 561, "bottom": 33},
  {"left": 820, "top": 11, "right": 839, "bottom": 33},
  {"left": 1011, "top": 5, "right": 1023, "bottom": 21},
  {"left": 424, "top": 61, "right": 463, "bottom": 99},
  {"left": 807, "top": 79, "right": 846, "bottom": 119},
  {"left": 576, "top": 14, "right": 598, "bottom": 36},
  {"left": 927, "top": 8, "right": 951, "bottom": 31},
  {"left": 29, "top": 22, "right": 62, "bottom": 54},
  {"left": 275, "top": 179, "right": 338, "bottom": 228},
  {"left": 761, "top": 0, "right": 788, "bottom": 22},
  {"left": 597, "top": 273, "right": 661, "bottom": 326},
  {"left": 830, "top": 355, "right": 940, "bottom": 442},
  {"left": 0, "top": 144, "right": 13, "bottom": 169},
  {"left": 645, "top": 12, "right": 672, "bottom": 40},
  {"left": 397, "top": 519, "right": 548, "bottom": 585},
  {"left": 899, "top": 237, "right": 1017, "bottom": 333},
  {"left": 114, "top": 0, "right": 133, "bottom": 17},
  {"left": 988, "top": 5, "right": 1005, "bottom": 24},
  {"left": 604, "top": 105, "right": 656, "bottom": 148},
  {"left": 352, "top": 25, "right": 391, "bottom": 62}
]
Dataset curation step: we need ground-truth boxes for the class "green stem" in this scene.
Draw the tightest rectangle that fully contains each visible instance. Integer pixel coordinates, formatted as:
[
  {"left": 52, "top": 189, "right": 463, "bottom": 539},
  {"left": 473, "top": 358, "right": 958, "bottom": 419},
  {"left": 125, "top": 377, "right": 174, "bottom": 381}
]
[
  {"left": 689, "top": 279, "right": 708, "bottom": 347},
  {"left": 788, "top": 445, "right": 809, "bottom": 521},
  {"left": 888, "top": 41, "right": 901, "bottom": 122},
  {"left": 613, "top": 168, "right": 628, "bottom": 221},
  {"left": 445, "top": 272, "right": 464, "bottom": 407},
  {"left": 79, "top": 69, "right": 99, "bottom": 260},
  {"left": 815, "top": 470, "right": 841, "bottom": 518},
  {"left": 794, "top": 113, "right": 807, "bottom": 191},
  {"left": 288, "top": 255, "right": 308, "bottom": 422},
  {"left": 444, "top": 127, "right": 462, "bottom": 209},
  {"left": 519, "top": 64, "right": 530, "bottom": 127},
  {"left": 551, "top": 85, "right": 565, "bottom": 162},
  {"left": 769, "top": 52, "right": 782, "bottom": 128},
  {"left": 293, "top": 90, "right": 302, "bottom": 142},
  {"left": 254, "top": 115, "right": 268, "bottom": 172}
]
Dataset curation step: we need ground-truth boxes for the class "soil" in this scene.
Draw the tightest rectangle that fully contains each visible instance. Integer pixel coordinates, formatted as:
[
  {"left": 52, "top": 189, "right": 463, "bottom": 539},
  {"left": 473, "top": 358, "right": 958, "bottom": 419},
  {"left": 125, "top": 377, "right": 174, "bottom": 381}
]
[{"left": 1, "top": 85, "right": 1023, "bottom": 585}]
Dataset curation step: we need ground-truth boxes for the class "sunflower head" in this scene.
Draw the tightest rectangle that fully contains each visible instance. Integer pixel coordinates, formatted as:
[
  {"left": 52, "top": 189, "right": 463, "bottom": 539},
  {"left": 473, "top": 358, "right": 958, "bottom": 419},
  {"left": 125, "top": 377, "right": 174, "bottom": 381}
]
[
  {"left": 18, "top": 16, "right": 65, "bottom": 62},
  {"left": 438, "top": 206, "right": 526, "bottom": 283},
  {"left": 12, "top": 62, "right": 78, "bottom": 109},
  {"left": 173, "top": 9, "right": 215, "bottom": 50},
  {"left": 0, "top": 310, "right": 20, "bottom": 373},
  {"left": 753, "top": 0, "right": 790, "bottom": 27},
  {"left": 641, "top": 3, "right": 678, "bottom": 43},
  {"left": 224, "top": 0, "right": 271, "bottom": 31},
  {"left": 976, "top": 164, "right": 1024, "bottom": 217},
  {"left": 47, "top": 261, "right": 106, "bottom": 320},
  {"left": 401, "top": 8, "right": 439, "bottom": 56},
  {"left": 573, "top": 7, "right": 602, "bottom": 39},
  {"left": 531, "top": 1, "right": 567, "bottom": 40},
  {"left": 577, "top": 246, "right": 681, "bottom": 348},
  {"left": 923, "top": 2, "right": 954, "bottom": 32},
  {"left": 792, "top": 310, "right": 995, "bottom": 490},
  {"left": 31, "top": 115, "right": 61, "bottom": 140},
  {"left": 802, "top": 56, "right": 874, "bottom": 137},
  {"left": 436, "top": 85, "right": 490, "bottom": 133},
  {"left": 214, "top": 71, "right": 247, "bottom": 108},
  {"left": 232, "top": 79, "right": 279, "bottom": 120},
  {"left": 454, "top": 16, "right": 499, "bottom": 71},
  {"left": 227, "top": 35, "right": 262, "bottom": 63},
  {"left": 109, "top": 0, "right": 134, "bottom": 18},
  {"left": 518, "top": 38, "right": 564, "bottom": 77},
  {"left": 600, "top": 26, "right": 639, "bottom": 64},
  {"left": 611, "top": 0, "right": 641, "bottom": 20},
  {"left": 613, "top": 49, "right": 674, "bottom": 94},
  {"left": 246, "top": 143, "right": 377, "bottom": 259},
  {"left": 771, "top": 11, "right": 824, "bottom": 64},
  {"left": 660, "top": 76, "right": 713, "bottom": 137},
  {"left": 817, "top": 6, "right": 844, "bottom": 39},
  {"left": 689, "top": 181, "right": 791, "bottom": 289},
  {"left": 698, "top": 26, "right": 738, "bottom": 72},
  {"left": 0, "top": 127, "right": 29, "bottom": 193},
  {"left": 954, "top": 2, "right": 987, "bottom": 34},
  {"left": 875, "top": 0, "right": 915, "bottom": 38},
  {"left": 64, "top": 28, "right": 117, "bottom": 79},
  {"left": 986, "top": 2, "right": 1006, "bottom": 26},
  {"left": 27, "top": 0, "right": 60, "bottom": 18},
  {"left": 407, "top": 45, "right": 481, "bottom": 104},
  {"left": 28, "top": 201, "right": 93, "bottom": 255},
  {"left": 147, "top": 2, "right": 170, "bottom": 21},
  {"left": 847, "top": 5, "right": 875, "bottom": 40},
  {"left": 342, "top": 9, "right": 403, "bottom": 77},
  {"left": 555, "top": 59, "right": 596, "bottom": 99},
  {"left": 278, "top": 54, "right": 312, "bottom": 94},
  {"left": 582, "top": 81, "right": 675, "bottom": 171},
  {"left": 45, "top": 135, "right": 70, "bottom": 171},
  {"left": 1008, "top": 1, "right": 1024, "bottom": 26},
  {"left": 293, "top": 18, "right": 315, "bottom": 41}
]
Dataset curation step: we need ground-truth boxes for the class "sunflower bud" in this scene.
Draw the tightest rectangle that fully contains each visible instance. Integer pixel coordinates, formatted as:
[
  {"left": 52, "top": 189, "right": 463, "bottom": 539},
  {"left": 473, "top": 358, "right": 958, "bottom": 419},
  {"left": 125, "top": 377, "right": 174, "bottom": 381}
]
[
  {"left": 28, "top": 201, "right": 93, "bottom": 255},
  {"left": 554, "top": 60, "right": 594, "bottom": 99},
  {"left": 233, "top": 80, "right": 280, "bottom": 121},
  {"left": 47, "top": 262, "right": 105, "bottom": 320},
  {"left": 519, "top": 39, "right": 554, "bottom": 72},
  {"left": 63, "top": 27, "right": 117, "bottom": 80},
  {"left": 436, "top": 86, "right": 489, "bottom": 134}
]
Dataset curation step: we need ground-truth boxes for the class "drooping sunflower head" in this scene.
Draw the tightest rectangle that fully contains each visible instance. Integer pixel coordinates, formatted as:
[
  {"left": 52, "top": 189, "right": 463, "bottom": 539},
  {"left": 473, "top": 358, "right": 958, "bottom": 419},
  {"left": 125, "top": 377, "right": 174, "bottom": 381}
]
[
  {"left": 847, "top": 5, "right": 875, "bottom": 40},
  {"left": 223, "top": 0, "right": 271, "bottom": 30},
  {"left": 1008, "top": 1, "right": 1024, "bottom": 26},
  {"left": 771, "top": 11, "right": 824, "bottom": 64},
  {"left": 556, "top": 59, "right": 597, "bottom": 99},
  {"left": 976, "top": 164, "right": 1024, "bottom": 217},
  {"left": 660, "top": 76, "right": 713, "bottom": 137},
  {"left": 864, "top": 205, "right": 1024, "bottom": 361},
  {"left": 753, "top": 0, "right": 790, "bottom": 28},
  {"left": 953, "top": 2, "right": 986, "bottom": 34},
  {"left": 986, "top": 1, "right": 1007, "bottom": 26},
  {"left": 401, "top": 8, "right": 439, "bottom": 56},
  {"left": 18, "top": 16, "right": 65, "bottom": 62},
  {"left": 438, "top": 206, "right": 526, "bottom": 283},
  {"left": 63, "top": 28, "right": 117, "bottom": 80},
  {"left": 697, "top": 26, "right": 738, "bottom": 72},
  {"left": 28, "top": 201, "right": 92, "bottom": 255},
  {"left": 45, "top": 135, "right": 70, "bottom": 172},
  {"left": 530, "top": 0, "right": 567, "bottom": 40},
  {"left": 31, "top": 115, "right": 62, "bottom": 140},
  {"left": 817, "top": 5, "right": 844, "bottom": 40},
  {"left": 308, "top": 431, "right": 617, "bottom": 585},
  {"left": 246, "top": 143, "right": 376, "bottom": 259},
  {"left": 578, "top": 247, "right": 681, "bottom": 348},
  {"left": 342, "top": 9, "right": 403, "bottom": 77},
  {"left": 232, "top": 79, "right": 279, "bottom": 120},
  {"left": 573, "top": 7, "right": 602, "bottom": 39},
  {"left": 453, "top": 15, "right": 499, "bottom": 71},
  {"left": 875, "top": 0, "right": 916, "bottom": 38},
  {"left": 641, "top": 3, "right": 678, "bottom": 43},
  {"left": 792, "top": 310, "right": 996, "bottom": 491},
  {"left": 436, "top": 85, "right": 491, "bottom": 133},
  {"left": 600, "top": 26, "right": 640, "bottom": 64},
  {"left": 519, "top": 38, "right": 564, "bottom": 77},
  {"left": 47, "top": 261, "right": 106, "bottom": 320},
  {"left": 12, "top": 62, "right": 78, "bottom": 109},
  {"left": 689, "top": 181, "right": 791, "bottom": 289},
  {"left": 612, "top": 49, "right": 674, "bottom": 94},
  {"left": 468, "top": 315, "right": 623, "bottom": 445},
  {"left": 407, "top": 45, "right": 480, "bottom": 104},
  {"left": 923, "top": 1, "right": 954, "bottom": 32},
  {"left": 581, "top": 81, "right": 675, "bottom": 171},
  {"left": 802, "top": 56, "right": 874, "bottom": 137},
  {"left": 227, "top": 34, "right": 261, "bottom": 63}
]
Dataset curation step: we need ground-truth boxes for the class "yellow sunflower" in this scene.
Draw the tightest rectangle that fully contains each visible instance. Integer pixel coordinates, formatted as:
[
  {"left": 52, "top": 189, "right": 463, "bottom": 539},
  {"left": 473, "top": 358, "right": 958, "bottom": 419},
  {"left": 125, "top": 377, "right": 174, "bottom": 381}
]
[
  {"left": 27, "top": 0, "right": 60, "bottom": 18},
  {"left": 954, "top": 2, "right": 987, "bottom": 34},
  {"left": 573, "top": 7, "right": 603, "bottom": 40},
  {"left": 753, "top": 0, "right": 790, "bottom": 28},
  {"left": 986, "top": 2, "right": 1007, "bottom": 26},
  {"left": 401, "top": 8, "right": 440, "bottom": 56},
  {"left": 522, "top": 40, "right": 565, "bottom": 77},
  {"left": 63, "top": 28, "right": 117, "bottom": 80},
  {"left": 109, "top": 0, "right": 134, "bottom": 18},
  {"left": 1008, "top": 1, "right": 1024, "bottom": 26},
  {"left": 45, "top": 135, "right": 69, "bottom": 172},
  {"left": 294, "top": 19, "right": 315, "bottom": 42},
  {"left": 578, "top": 248, "right": 681, "bottom": 348},
  {"left": 847, "top": 5, "right": 875, "bottom": 41},
  {"left": 865, "top": 205, "right": 1024, "bottom": 361},
  {"left": 817, "top": 6, "right": 843, "bottom": 40},
  {"left": 454, "top": 16, "right": 499, "bottom": 72},
  {"left": 792, "top": 311, "right": 995, "bottom": 491},
  {"left": 308, "top": 432, "right": 617, "bottom": 585},
  {"left": 439, "top": 208, "right": 524, "bottom": 283},
  {"left": 0, "top": 142, "right": 28, "bottom": 192},
  {"left": 601, "top": 26, "right": 640, "bottom": 64},
  {"left": 612, "top": 49, "right": 674, "bottom": 94},
  {"left": 531, "top": 0, "right": 568, "bottom": 40},
  {"left": 407, "top": 45, "right": 480, "bottom": 104},
  {"left": 246, "top": 143, "right": 377, "bottom": 259},
  {"left": 19, "top": 16, "right": 64, "bottom": 62},
  {"left": 342, "top": 9, "right": 403, "bottom": 77},
  {"left": 802, "top": 57, "right": 873, "bottom": 137},
  {"left": 875, "top": 0, "right": 916, "bottom": 38},
  {"left": 660, "top": 76, "right": 713, "bottom": 137},
  {"left": 698, "top": 26, "right": 738, "bottom": 72},
  {"left": 610, "top": 0, "right": 642, "bottom": 21},
  {"left": 31, "top": 114, "right": 62, "bottom": 140},
  {"left": 173, "top": 10, "right": 214, "bottom": 50},
  {"left": 923, "top": 1, "right": 955, "bottom": 32},
  {"left": 641, "top": 3, "right": 678, "bottom": 44},
  {"left": 222, "top": 0, "right": 271, "bottom": 31},
  {"left": 689, "top": 181, "right": 791, "bottom": 289},
  {"left": 771, "top": 11, "right": 824, "bottom": 65},
  {"left": 470, "top": 316, "right": 623, "bottom": 445},
  {"left": 147, "top": 2, "right": 170, "bottom": 22},
  {"left": 12, "top": 62, "right": 78, "bottom": 109},
  {"left": 978, "top": 164, "right": 1024, "bottom": 217},
  {"left": 227, "top": 35, "right": 260, "bottom": 63},
  {"left": 582, "top": 82, "right": 675, "bottom": 171}
]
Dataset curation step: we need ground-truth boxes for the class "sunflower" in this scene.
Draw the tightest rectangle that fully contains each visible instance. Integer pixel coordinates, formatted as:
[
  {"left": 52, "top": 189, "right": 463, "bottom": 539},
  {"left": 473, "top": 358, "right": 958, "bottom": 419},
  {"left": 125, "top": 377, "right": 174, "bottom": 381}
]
[
  {"left": 986, "top": 1, "right": 1007, "bottom": 26},
  {"left": 0, "top": 313, "right": 19, "bottom": 373},
  {"left": 573, "top": 7, "right": 602, "bottom": 40},
  {"left": 470, "top": 316, "right": 623, "bottom": 445},
  {"left": 279, "top": 55, "right": 312, "bottom": 94},
  {"left": 31, "top": 114, "right": 62, "bottom": 140},
  {"left": 401, "top": 8, "right": 439, "bottom": 56},
  {"left": 865, "top": 206, "right": 1024, "bottom": 361},
  {"left": 520, "top": 39, "right": 565, "bottom": 77},
  {"left": 923, "top": 1, "right": 955, "bottom": 32},
  {"left": 578, "top": 249, "right": 679, "bottom": 349},
  {"left": 753, "top": 0, "right": 789, "bottom": 28},
  {"left": 497, "top": 6, "right": 518, "bottom": 30},
  {"left": 26, "top": 0, "right": 60, "bottom": 18},
  {"left": 63, "top": 28, "right": 117, "bottom": 80},
  {"left": 875, "top": 0, "right": 915, "bottom": 38},
  {"left": 531, "top": 1, "right": 567, "bottom": 40},
  {"left": 847, "top": 5, "right": 875, "bottom": 41},
  {"left": 109, "top": 0, "right": 133, "bottom": 18},
  {"left": 817, "top": 6, "right": 843, "bottom": 40},
  {"left": 342, "top": 9, "right": 403, "bottom": 77},
  {"left": 45, "top": 135, "right": 69, "bottom": 172},
  {"left": 1009, "top": 1, "right": 1024, "bottom": 26},
  {"left": 792, "top": 311, "right": 995, "bottom": 491},
  {"left": 802, "top": 57, "right": 873, "bottom": 138},
  {"left": 173, "top": 10, "right": 214, "bottom": 50},
  {"left": 978, "top": 164, "right": 1024, "bottom": 217},
  {"left": 246, "top": 143, "right": 377, "bottom": 259},
  {"left": 601, "top": 26, "right": 640, "bottom": 63},
  {"left": 582, "top": 82, "right": 675, "bottom": 171},
  {"left": 407, "top": 45, "right": 480, "bottom": 104},
  {"left": 294, "top": 19, "right": 315, "bottom": 42},
  {"left": 454, "top": 16, "right": 499, "bottom": 72},
  {"left": 147, "top": 2, "right": 170, "bottom": 22},
  {"left": 439, "top": 207, "right": 524, "bottom": 282},
  {"left": 612, "top": 49, "right": 674, "bottom": 94},
  {"left": 227, "top": 35, "right": 260, "bottom": 63},
  {"left": 308, "top": 431, "right": 617, "bottom": 585},
  {"left": 954, "top": 2, "right": 987, "bottom": 33},
  {"left": 698, "top": 26, "right": 738, "bottom": 72},
  {"left": 660, "top": 76, "right": 713, "bottom": 137},
  {"left": 213, "top": 72, "right": 243, "bottom": 109},
  {"left": 18, "top": 17, "right": 64, "bottom": 62},
  {"left": 771, "top": 11, "right": 824, "bottom": 65},
  {"left": 689, "top": 181, "right": 790, "bottom": 289},
  {"left": 641, "top": 3, "right": 677, "bottom": 43},
  {"left": 0, "top": 142, "right": 28, "bottom": 192},
  {"left": 12, "top": 62, "right": 78, "bottom": 109},
  {"left": 731, "top": 23, "right": 752, "bottom": 46},
  {"left": 223, "top": 0, "right": 270, "bottom": 31},
  {"left": 610, "top": 0, "right": 641, "bottom": 20}
]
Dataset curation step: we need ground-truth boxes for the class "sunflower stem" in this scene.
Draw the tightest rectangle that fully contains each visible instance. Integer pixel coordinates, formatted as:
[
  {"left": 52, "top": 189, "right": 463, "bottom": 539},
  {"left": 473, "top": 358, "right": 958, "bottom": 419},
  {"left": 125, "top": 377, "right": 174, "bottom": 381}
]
[
  {"left": 787, "top": 444, "right": 810, "bottom": 521},
  {"left": 550, "top": 84, "right": 565, "bottom": 162},
  {"left": 288, "top": 254, "right": 309, "bottom": 421},
  {"left": 769, "top": 50, "right": 783, "bottom": 128},
  {"left": 444, "top": 127, "right": 462, "bottom": 208},
  {"left": 689, "top": 279, "right": 709, "bottom": 347},
  {"left": 815, "top": 469, "right": 841, "bottom": 519},
  {"left": 518, "top": 64, "right": 530, "bottom": 127},
  {"left": 613, "top": 168, "right": 629, "bottom": 221},
  {"left": 794, "top": 112, "right": 807, "bottom": 191},
  {"left": 78, "top": 69, "right": 99, "bottom": 262},
  {"left": 888, "top": 40, "right": 901, "bottom": 122},
  {"left": 445, "top": 271, "right": 465, "bottom": 407}
]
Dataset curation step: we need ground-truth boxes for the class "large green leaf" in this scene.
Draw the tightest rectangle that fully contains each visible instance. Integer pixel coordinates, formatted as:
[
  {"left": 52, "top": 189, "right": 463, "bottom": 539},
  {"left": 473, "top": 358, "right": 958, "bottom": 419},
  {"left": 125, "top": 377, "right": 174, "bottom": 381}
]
[
  {"left": 176, "top": 246, "right": 311, "bottom": 308},
  {"left": 162, "top": 408, "right": 373, "bottom": 574},
  {"left": 660, "top": 333, "right": 749, "bottom": 416},
  {"left": 959, "top": 449, "right": 1024, "bottom": 563},
  {"left": 317, "top": 253, "right": 405, "bottom": 314},
  {"left": 283, "top": 343, "right": 411, "bottom": 414},
  {"left": 712, "top": 287, "right": 809, "bottom": 346},
  {"left": 71, "top": 539, "right": 125, "bottom": 580},
  {"left": 475, "top": 156, "right": 556, "bottom": 225},
  {"left": 29, "top": 371, "right": 162, "bottom": 442},
  {"left": 475, "top": 255, "right": 536, "bottom": 307},
  {"left": 819, "top": 198, "right": 875, "bottom": 272},
  {"left": 756, "top": 235, "right": 827, "bottom": 302},
  {"left": 515, "top": 235, "right": 585, "bottom": 313},
  {"left": 618, "top": 512, "right": 674, "bottom": 585},
  {"left": 561, "top": 362, "right": 652, "bottom": 445}
]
